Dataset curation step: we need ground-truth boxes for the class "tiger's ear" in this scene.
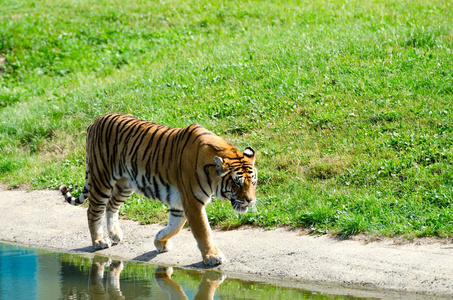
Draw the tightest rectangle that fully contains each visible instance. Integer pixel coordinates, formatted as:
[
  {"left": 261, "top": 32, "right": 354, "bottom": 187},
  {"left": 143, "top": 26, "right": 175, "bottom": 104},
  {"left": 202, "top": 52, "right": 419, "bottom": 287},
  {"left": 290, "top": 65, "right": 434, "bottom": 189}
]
[
  {"left": 243, "top": 147, "right": 255, "bottom": 164},
  {"left": 214, "top": 156, "right": 229, "bottom": 176}
]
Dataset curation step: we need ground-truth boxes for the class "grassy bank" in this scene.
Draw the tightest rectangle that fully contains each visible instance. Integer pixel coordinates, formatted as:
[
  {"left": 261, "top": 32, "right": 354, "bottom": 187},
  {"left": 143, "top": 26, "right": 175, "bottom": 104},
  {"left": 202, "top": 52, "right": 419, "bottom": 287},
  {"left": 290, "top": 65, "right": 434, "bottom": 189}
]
[{"left": 1, "top": 0, "right": 452, "bottom": 238}]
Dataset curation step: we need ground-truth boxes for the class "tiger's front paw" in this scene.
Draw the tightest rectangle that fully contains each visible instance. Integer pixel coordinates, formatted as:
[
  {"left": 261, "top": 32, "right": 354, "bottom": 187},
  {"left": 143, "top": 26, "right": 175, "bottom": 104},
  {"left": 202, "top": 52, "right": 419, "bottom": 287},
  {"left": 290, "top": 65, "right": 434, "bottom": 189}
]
[
  {"left": 203, "top": 251, "right": 226, "bottom": 267},
  {"left": 109, "top": 227, "right": 123, "bottom": 244},
  {"left": 93, "top": 237, "right": 112, "bottom": 250},
  {"left": 154, "top": 238, "right": 172, "bottom": 253}
]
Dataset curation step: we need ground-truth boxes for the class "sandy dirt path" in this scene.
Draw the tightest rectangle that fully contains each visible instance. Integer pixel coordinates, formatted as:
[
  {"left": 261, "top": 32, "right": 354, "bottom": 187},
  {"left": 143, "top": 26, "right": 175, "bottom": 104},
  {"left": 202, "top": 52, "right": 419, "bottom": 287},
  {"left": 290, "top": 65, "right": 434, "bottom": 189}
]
[{"left": 1, "top": 189, "right": 452, "bottom": 298}]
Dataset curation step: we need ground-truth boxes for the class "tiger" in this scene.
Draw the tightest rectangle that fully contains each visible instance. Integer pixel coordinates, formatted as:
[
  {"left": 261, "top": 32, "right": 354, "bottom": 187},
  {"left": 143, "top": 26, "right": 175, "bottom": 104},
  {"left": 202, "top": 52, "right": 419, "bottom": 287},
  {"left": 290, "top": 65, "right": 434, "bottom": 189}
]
[{"left": 59, "top": 113, "right": 257, "bottom": 266}]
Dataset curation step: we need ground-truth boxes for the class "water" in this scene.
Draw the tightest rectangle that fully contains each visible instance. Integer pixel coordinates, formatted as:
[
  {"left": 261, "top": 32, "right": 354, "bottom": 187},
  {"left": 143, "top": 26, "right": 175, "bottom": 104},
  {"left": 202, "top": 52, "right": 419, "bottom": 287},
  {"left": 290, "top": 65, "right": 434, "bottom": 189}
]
[{"left": 0, "top": 243, "right": 370, "bottom": 300}]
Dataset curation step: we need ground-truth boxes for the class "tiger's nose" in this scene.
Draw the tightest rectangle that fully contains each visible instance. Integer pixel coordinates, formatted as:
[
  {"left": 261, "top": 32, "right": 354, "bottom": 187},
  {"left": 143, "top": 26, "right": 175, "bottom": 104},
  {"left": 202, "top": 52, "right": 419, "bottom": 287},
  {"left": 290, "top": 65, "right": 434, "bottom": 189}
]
[{"left": 245, "top": 197, "right": 256, "bottom": 205}]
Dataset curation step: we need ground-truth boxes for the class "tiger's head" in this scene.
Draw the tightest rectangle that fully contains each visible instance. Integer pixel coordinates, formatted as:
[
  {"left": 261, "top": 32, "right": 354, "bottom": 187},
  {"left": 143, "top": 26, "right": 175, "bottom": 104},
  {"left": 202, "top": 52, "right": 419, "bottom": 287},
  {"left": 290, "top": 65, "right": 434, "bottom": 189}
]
[{"left": 214, "top": 147, "right": 257, "bottom": 214}]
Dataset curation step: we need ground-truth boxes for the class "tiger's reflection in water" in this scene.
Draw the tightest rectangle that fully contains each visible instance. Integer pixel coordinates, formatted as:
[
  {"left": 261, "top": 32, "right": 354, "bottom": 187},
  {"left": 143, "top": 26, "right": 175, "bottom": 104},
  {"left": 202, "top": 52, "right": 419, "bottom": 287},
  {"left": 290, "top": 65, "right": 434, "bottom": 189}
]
[
  {"left": 87, "top": 256, "right": 225, "bottom": 300},
  {"left": 154, "top": 266, "right": 226, "bottom": 300},
  {"left": 89, "top": 256, "right": 125, "bottom": 300}
]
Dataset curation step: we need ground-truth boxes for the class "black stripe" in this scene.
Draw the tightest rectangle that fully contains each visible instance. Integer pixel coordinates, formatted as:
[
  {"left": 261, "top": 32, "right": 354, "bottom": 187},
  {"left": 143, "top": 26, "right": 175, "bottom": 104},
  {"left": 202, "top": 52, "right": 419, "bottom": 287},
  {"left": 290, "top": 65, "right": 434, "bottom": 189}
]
[
  {"left": 151, "top": 126, "right": 174, "bottom": 170},
  {"left": 189, "top": 183, "right": 205, "bottom": 206},
  {"left": 129, "top": 123, "right": 154, "bottom": 157},
  {"left": 168, "top": 128, "right": 182, "bottom": 164},
  {"left": 117, "top": 119, "right": 140, "bottom": 144},
  {"left": 201, "top": 142, "right": 224, "bottom": 152},
  {"left": 228, "top": 157, "right": 245, "bottom": 161},
  {"left": 144, "top": 126, "right": 164, "bottom": 174},
  {"left": 126, "top": 124, "right": 155, "bottom": 179},
  {"left": 91, "top": 118, "right": 114, "bottom": 187},
  {"left": 158, "top": 173, "right": 171, "bottom": 204},
  {"left": 204, "top": 164, "right": 215, "bottom": 188},
  {"left": 173, "top": 125, "right": 188, "bottom": 148},
  {"left": 141, "top": 175, "right": 155, "bottom": 199},
  {"left": 166, "top": 182, "right": 171, "bottom": 204},
  {"left": 176, "top": 125, "right": 205, "bottom": 190},
  {"left": 179, "top": 125, "right": 204, "bottom": 156},
  {"left": 90, "top": 215, "right": 104, "bottom": 222},
  {"left": 191, "top": 131, "right": 214, "bottom": 143},
  {"left": 104, "top": 115, "right": 122, "bottom": 163},
  {"left": 89, "top": 128, "right": 112, "bottom": 189},
  {"left": 89, "top": 204, "right": 106, "bottom": 214},
  {"left": 114, "top": 118, "right": 141, "bottom": 171},
  {"left": 153, "top": 176, "right": 160, "bottom": 201},
  {"left": 194, "top": 141, "right": 210, "bottom": 198},
  {"left": 171, "top": 212, "right": 184, "bottom": 217},
  {"left": 220, "top": 176, "right": 230, "bottom": 199},
  {"left": 91, "top": 175, "right": 111, "bottom": 199},
  {"left": 141, "top": 187, "right": 150, "bottom": 199},
  {"left": 160, "top": 127, "right": 178, "bottom": 167},
  {"left": 169, "top": 208, "right": 184, "bottom": 218}
]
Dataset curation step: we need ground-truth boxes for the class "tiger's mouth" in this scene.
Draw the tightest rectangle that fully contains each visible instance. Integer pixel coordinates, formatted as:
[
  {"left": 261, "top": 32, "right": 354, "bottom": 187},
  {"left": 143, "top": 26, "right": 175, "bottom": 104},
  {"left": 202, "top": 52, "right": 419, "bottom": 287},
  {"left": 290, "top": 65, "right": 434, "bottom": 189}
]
[{"left": 231, "top": 199, "right": 255, "bottom": 214}]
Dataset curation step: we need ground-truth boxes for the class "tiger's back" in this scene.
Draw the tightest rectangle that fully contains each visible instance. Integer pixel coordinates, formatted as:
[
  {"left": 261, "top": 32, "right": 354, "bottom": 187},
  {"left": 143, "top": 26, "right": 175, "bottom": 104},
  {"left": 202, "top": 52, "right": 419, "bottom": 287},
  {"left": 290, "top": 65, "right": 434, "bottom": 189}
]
[
  {"left": 86, "top": 113, "right": 187, "bottom": 208},
  {"left": 60, "top": 113, "right": 257, "bottom": 266}
]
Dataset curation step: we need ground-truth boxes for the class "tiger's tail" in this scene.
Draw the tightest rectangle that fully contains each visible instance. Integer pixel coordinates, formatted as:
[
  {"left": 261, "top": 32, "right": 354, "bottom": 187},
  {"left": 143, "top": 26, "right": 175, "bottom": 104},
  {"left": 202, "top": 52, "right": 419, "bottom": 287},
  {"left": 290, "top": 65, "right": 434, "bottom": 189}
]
[{"left": 59, "top": 185, "right": 88, "bottom": 206}]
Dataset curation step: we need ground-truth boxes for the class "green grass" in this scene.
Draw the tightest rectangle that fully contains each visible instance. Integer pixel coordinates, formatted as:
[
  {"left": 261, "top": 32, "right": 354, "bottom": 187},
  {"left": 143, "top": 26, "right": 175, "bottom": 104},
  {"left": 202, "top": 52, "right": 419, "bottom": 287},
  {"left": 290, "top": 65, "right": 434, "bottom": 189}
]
[{"left": 1, "top": 0, "right": 453, "bottom": 239}]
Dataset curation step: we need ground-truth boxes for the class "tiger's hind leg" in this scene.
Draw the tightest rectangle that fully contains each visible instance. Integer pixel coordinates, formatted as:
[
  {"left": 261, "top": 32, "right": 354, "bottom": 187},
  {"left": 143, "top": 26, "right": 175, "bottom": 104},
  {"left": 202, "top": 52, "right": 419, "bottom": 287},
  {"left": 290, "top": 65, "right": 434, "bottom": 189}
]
[
  {"left": 88, "top": 187, "right": 113, "bottom": 250},
  {"left": 106, "top": 179, "right": 132, "bottom": 244},
  {"left": 154, "top": 208, "right": 187, "bottom": 253}
]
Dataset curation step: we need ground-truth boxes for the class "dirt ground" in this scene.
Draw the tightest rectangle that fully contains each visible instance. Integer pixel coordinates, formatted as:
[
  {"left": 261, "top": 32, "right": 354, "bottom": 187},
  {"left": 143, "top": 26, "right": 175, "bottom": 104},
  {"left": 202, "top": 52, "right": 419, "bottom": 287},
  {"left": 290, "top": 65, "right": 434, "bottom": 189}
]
[{"left": 1, "top": 189, "right": 453, "bottom": 299}]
